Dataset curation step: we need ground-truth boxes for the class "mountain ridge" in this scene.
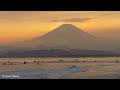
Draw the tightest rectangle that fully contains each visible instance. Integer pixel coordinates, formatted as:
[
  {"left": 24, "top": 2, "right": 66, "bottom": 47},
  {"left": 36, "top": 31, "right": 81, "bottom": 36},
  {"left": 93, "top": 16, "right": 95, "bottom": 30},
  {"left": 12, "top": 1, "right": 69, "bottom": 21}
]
[
  {"left": 0, "top": 24, "right": 116, "bottom": 52},
  {"left": 0, "top": 24, "right": 119, "bottom": 57},
  {"left": 12, "top": 24, "right": 112, "bottom": 50}
]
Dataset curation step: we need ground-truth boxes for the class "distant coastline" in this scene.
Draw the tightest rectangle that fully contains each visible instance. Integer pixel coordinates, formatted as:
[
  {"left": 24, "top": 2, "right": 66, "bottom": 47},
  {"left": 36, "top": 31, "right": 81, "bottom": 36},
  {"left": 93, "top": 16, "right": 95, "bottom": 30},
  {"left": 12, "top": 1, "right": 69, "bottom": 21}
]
[
  {"left": 0, "top": 49, "right": 120, "bottom": 58},
  {"left": 0, "top": 55, "right": 120, "bottom": 58}
]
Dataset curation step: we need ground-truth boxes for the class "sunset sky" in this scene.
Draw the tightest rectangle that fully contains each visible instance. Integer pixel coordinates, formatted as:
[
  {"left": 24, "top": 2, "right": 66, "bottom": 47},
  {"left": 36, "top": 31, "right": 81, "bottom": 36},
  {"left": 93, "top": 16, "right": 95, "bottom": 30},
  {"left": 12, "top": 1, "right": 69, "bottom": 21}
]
[{"left": 0, "top": 11, "right": 120, "bottom": 45}]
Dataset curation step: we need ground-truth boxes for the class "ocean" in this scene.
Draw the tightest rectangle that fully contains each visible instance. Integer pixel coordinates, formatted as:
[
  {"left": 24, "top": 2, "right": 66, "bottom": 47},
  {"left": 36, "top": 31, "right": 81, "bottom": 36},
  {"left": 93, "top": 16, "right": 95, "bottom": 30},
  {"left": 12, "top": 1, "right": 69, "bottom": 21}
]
[{"left": 0, "top": 57, "right": 120, "bottom": 79}]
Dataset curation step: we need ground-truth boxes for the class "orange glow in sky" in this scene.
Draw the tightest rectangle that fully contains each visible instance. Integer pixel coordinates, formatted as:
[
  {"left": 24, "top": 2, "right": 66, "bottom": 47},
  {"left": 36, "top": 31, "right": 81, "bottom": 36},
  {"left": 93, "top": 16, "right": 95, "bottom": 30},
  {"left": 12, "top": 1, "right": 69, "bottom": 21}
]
[{"left": 0, "top": 11, "right": 120, "bottom": 45}]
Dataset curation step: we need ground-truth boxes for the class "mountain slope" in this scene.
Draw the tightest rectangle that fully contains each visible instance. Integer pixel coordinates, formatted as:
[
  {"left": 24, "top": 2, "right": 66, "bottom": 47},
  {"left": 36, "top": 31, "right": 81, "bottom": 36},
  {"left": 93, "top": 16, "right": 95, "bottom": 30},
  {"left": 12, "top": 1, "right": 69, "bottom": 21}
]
[
  {"left": 0, "top": 24, "right": 119, "bottom": 57},
  {"left": 5, "top": 24, "right": 115, "bottom": 50}
]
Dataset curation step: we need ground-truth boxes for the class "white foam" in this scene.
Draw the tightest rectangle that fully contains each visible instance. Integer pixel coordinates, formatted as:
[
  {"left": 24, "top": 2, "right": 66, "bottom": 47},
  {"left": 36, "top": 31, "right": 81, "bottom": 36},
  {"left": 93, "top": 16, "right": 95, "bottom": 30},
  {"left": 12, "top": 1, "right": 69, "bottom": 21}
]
[{"left": 0, "top": 66, "right": 87, "bottom": 79}]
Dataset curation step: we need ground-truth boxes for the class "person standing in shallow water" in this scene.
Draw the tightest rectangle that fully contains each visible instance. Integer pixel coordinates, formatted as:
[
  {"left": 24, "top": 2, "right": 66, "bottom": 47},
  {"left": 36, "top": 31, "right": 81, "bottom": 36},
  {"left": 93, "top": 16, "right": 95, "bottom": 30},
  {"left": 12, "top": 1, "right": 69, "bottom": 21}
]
[
  {"left": 24, "top": 61, "right": 27, "bottom": 64},
  {"left": 116, "top": 60, "right": 119, "bottom": 63},
  {"left": 3, "top": 62, "right": 5, "bottom": 65}
]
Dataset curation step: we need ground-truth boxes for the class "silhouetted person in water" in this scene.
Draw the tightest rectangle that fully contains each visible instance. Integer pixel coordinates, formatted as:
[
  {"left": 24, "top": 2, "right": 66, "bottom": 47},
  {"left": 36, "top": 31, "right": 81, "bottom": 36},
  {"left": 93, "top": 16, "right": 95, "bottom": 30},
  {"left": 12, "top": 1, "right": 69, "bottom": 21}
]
[
  {"left": 11, "top": 63, "right": 12, "bottom": 65},
  {"left": 24, "top": 61, "right": 26, "bottom": 64},
  {"left": 3, "top": 62, "right": 5, "bottom": 65},
  {"left": 8, "top": 61, "right": 10, "bottom": 63},
  {"left": 38, "top": 61, "right": 39, "bottom": 63},
  {"left": 116, "top": 60, "right": 119, "bottom": 63},
  {"left": 34, "top": 60, "right": 36, "bottom": 63}
]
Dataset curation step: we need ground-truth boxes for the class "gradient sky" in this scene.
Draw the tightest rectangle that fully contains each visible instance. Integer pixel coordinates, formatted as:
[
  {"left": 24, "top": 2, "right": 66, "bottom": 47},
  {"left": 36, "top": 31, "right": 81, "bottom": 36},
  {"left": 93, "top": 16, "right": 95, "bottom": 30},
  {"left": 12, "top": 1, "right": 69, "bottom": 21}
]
[{"left": 0, "top": 11, "right": 120, "bottom": 45}]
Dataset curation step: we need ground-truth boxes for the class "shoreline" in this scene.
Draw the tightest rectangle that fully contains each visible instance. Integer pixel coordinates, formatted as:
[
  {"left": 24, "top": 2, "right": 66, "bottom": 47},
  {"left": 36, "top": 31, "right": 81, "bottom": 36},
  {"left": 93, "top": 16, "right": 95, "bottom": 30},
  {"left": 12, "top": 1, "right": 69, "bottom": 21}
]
[{"left": 1, "top": 55, "right": 120, "bottom": 58}]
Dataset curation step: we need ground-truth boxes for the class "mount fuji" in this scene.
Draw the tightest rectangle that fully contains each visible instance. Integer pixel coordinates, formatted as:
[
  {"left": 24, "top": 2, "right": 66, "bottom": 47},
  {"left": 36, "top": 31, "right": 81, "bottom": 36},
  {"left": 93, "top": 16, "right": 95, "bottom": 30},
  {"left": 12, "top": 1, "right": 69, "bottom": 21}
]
[
  {"left": 13, "top": 24, "right": 113, "bottom": 50},
  {"left": 0, "top": 24, "right": 119, "bottom": 57}
]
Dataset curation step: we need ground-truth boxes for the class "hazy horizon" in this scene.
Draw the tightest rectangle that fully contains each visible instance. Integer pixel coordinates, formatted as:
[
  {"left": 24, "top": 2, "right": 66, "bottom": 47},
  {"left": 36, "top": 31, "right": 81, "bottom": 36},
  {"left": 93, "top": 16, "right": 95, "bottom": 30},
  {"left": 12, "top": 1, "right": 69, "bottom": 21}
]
[{"left": 0, "top": 11, "right": 120, "bottom": 46}]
